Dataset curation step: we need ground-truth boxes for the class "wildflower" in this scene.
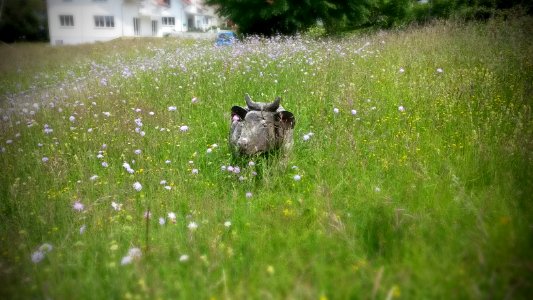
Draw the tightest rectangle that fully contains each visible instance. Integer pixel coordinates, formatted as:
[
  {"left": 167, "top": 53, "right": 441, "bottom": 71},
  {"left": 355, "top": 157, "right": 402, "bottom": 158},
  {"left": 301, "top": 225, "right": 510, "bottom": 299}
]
[
  {"left": 191, "top": 97, "right": 198, "bottom": 103},
  {"left": 31, "top": 251, "right": 45, "bottom": 263},
  {"left": 87, "top": 128, "right": 93, "bottom": 133},
  {"left": 133, "top": 181, "right": 142, "bottom": 191},
  {"left": 212, "top": 144, "right": 218, "bottom": 148},
  {"left": 233, "top": 166, "right": 240, "bottom": 174},
  {"left": 42, "top": 157, "right": 49, "bottom": 163},
  {"left": 164, "top": 186, "right": 171, "bottom": 190},
  {"left": 102, "top": 112, "right": 111, "bottom": 117},
  {"left": 227, "top": 166, "right": 234, "bottom": 172},
  {"left": 246, "top": 192, "right": 253, "bottom": 199},
  {"left": 90, "top": 175, "right": 99, "bottom": 181},
  {"left": 39, "top": 243, "right": 53, "bottom": 252},
  {"left": 123, "top": 162, "right": 135, "bottom": 174},
  {"left": 144, "top": 211, "right": 151, "bottom": 219},
  {"left": 159, "top": 180, "right": 167, "bottom": 185},
  {"left": 149, "top": 111, "right": 155, "bottom": 116},
  {"left": 168, "top": 212, "right": 176, "bottom": 223},
  {"left": 165, "top": 160, "right": 171, "bottom": 164},
  {"left": 398, "top": 106, "right": 405, "bottom": 112},
  {"left": 191, "top": 169, "right": 199, "bottom": 175},
  {"left": 399, "top": 68, "right": 405, "bottom": 73},
  {"left": 351, "top": 109, "right": 357, "bottom": 115},
  {"left": 188, "top": 222, "right": 198, "bottom": 231},
  {"left": 159, "top": 217, "right": 166, "bottom": 225},
  {"left": 224, "top": 221, "right": 232, "bottom": 228},
  {"left": 179, "top": 254, "right": 189, "bottom": 262},
  {"left": 111, "top": 201, "right": 122, "bottom": 211},
  {"left": 79, "top": 225, "right": 86, "bottom": 234},
  {"left": 168, "top": 106, "right": 177, "bottom": 111},
  {"left": 180, "top": 125, "right": 189, "bottom": 132},
  {"left": 206, "top": 148, "right": 213, "bottom": 154},
  {"left": 293, "top": 174, "right": 302, "bottom": 181},
  {"left": 374, "top": 187, "right": 381, "bottom": 193},
  {"left": 101, "top": 162, "right": 108, "bottom": 168},
  {"left": 134, "top": 149, "right": 142, "bottom": 155},
  {"left": 248, "top": 161, "right": 255, "bottom": 166},
  {"left": 121, "top": 255, "right": 133, "bottom": 265},
  {"left": 73, "top": 201, "right": 84, "bottom": 212},
  {"left": 97, "top": 153, "right": 104, "bottom": 159},
  {"left": 333, "top": 108, "right": 339, "bottom": 114},
  {"left": 121, "top": 247, "right": 142, "bottom": 266},
  {"left": 134, "top": 118, "right": 143, "bottom": 127},
  {"left": 436, "top": 68, "right": 444, "bottom": 73},
  {"left": 135, "top": 108, "right": 142, "bottom": 113},
  {"left": 69, "top": 116, "right": 76, "bottom": 122},
  {"left": 303, "top": 134, "right": 310, "bottom": 141}
]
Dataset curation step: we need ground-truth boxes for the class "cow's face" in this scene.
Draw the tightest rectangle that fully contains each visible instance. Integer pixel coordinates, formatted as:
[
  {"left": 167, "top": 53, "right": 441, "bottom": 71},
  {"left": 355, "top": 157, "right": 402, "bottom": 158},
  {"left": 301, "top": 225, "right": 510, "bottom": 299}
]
[{"left": 230, "top": 103, "right": 294, "bottom": 156}]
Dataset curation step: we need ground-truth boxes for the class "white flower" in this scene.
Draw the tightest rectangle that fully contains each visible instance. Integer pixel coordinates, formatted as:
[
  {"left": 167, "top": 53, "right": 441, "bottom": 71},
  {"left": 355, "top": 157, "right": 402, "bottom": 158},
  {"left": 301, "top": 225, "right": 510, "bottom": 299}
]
[
  {"left": 206, "top": 148, "right": 212, "bottom": 154},
  {"left": 188, "top": 222, "right": 198, "bottom": 231},
  {"left": 73, "top": 201, "right": 84, "bottom": 212},
  {"left": 398, "top": 106, "right": 405, "bottom": 112},
  {"left": 191, "top": 169, "right": 199, "bottom": 175},
  {"left": 221, "top": 165, "right": 227, "bottom": 171},
  {"left": 245, "top": 192, "right": 253, "bottom": 199},
  {"left": 42, "top": 157, "right": 49, "bottom": 163},
  {"left": 191, "top": 97, "right": 198, "bottom": 103},
  {"left": 80, "top": 225, "right": 86, "bottom": 234},
  {"left": 248, "top": 161, "right": 255, "bottom": 166},
  {"left": 374, "top": 187, "right": 381, "bottom": 193},
  {"left": 164, "top": 186, "right": 171, "bottom": 190},
  {"left": 224, "top": 221, "right": 232, "bottom": 228},
  {"left": 351, "top": 109, "right": 357, "bottom": 115},
  {"left": 293, "top": 174, "right": 302, "bottom": 181},
  {"left": 39, "top": 243, "right": 54, "bottom": 253},
  {"left": 179, "top": 254, "right": 189, "bottom": 262},
  {"left": 96, "top": 154, "right": 104, "bottom": 159},
  {"left": 90, "top": 175, "right": 99, "bottom": 181},
  {"left": 133, "top": 181, "right": 142, "bottom": 191},
  {"left": 436, "top": 68, "right": 444, "bottom": 73},
  {"left": 102, "top": 112, "right": 111, "bottom": 117},
  {"left": 159, "top": 217, "right": 166, "bottom": 225},
  {"left": 168, "top": 212, "right": 176, "bottom": 221},
  {"left": 168, "top": 106, "right": 177, "bottom": 111},
  {"left": 212, "top": 144, "right": 218, "bottom": 148},
  {"left": 31, "top": 251, "right": 45, "bottom": 263},
  {"left": 180, "top": 125, "right": 189, "bottom": 132},
  {"left": 165, "top": 160, "right": 171, "bottom": 164},
  {"left": 303, "top": 134, "right": 310, "bottom": 141},
  {"left": 134, "top": 149, "right": 142, "bottom": 155},
  {"left": 333, "top": 107, "right": 339, "bottom": 114},
  {"left": 87, "top": 128, "right": 93, "bottom": 133},
  {"left": 69, "top": 116, "right": 76, "bottom": 122},
  {"left": 159, "top": 180, "right": 167, "bottom": 185},
  {"left": 121, "top": 255, "right": 133, "bottom": 265},
  {"left": 399, "top": 67, "right": 405, "bottom": 73},
  {"left": 101, "top": 162, "right": 108, "bottom": 168},
  {"left": 111, "top": 201, "right": 122, "bottom": 211}
]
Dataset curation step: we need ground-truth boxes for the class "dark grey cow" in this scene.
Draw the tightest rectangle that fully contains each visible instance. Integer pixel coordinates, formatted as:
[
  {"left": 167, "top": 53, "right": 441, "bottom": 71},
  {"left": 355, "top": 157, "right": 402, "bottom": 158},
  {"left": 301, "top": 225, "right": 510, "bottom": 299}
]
[{"left": 229, "top": 94, "right": 295, "bottom": 156}]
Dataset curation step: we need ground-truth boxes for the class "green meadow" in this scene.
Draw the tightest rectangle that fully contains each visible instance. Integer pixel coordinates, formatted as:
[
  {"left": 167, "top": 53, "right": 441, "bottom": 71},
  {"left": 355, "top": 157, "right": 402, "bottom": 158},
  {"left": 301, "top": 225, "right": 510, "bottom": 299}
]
[{"left": 1, "top": 16, "right": 532, "bottom": 299}]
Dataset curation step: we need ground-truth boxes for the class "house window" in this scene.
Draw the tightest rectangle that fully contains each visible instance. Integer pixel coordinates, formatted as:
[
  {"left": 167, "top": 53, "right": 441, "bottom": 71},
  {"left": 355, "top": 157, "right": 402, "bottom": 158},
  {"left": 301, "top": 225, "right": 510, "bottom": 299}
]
[
  {"left": 95, "top": 16, "right": 114, "bottom": 28},
  {"left": 59, "top": 15, "right": 74, "bottom": 27},
  {"left": 162, "top": 17, "right": 175, "bottom": 26}
]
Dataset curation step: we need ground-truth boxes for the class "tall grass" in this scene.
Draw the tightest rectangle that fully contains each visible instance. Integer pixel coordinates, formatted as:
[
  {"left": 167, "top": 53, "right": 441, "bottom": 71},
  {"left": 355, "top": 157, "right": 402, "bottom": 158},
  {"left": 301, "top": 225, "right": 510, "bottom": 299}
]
[{"left": 1, "top": 17, "right": 532, "bottom": 299}]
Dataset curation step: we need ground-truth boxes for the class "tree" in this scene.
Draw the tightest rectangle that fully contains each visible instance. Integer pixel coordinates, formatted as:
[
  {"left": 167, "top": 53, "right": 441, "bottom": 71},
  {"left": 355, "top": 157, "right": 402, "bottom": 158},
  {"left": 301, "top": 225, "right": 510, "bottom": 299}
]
[
  {"left": 205, "top": 0, "right": 377, "bottom": 35},
  {"left": 0, "top": 0, "right": 48, "bottom": 43}
]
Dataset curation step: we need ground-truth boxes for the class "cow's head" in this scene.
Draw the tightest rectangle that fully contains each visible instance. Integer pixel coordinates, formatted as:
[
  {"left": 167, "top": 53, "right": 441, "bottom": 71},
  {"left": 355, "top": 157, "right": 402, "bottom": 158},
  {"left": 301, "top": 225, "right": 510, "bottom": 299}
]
[{"left": 230, "top": 95, "right": 295, "bottom": 156}]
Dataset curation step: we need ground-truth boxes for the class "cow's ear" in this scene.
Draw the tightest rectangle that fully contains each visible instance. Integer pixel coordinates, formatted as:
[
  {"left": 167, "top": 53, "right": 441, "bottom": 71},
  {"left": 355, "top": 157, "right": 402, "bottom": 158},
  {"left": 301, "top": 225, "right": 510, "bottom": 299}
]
[
  {"left": 276, "top": 111, "right": 295, "bottom": 129},
  {"left": 231, "top": 106, "right": 247, "bottom": 120}
]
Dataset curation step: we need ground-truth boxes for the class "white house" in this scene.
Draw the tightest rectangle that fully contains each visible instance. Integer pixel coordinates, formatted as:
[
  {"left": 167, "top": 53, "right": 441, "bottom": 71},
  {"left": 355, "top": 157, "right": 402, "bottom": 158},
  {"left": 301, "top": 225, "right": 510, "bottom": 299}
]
[{"left": 47, "top": 0, "right": 223, "bottom": 45}]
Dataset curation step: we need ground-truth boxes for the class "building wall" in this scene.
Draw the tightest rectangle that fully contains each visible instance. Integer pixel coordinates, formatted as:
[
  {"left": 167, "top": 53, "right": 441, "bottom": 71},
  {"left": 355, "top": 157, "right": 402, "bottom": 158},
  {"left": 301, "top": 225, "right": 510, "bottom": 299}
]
[{"left": 47, "top": 0, "right": 192, "bottom": 45}]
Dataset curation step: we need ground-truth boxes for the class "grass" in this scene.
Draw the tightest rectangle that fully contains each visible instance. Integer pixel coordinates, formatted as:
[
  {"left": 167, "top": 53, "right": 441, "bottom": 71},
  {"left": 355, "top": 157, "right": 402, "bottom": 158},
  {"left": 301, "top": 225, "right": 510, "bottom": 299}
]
[{"left": 1, "top": 16, "right": 532, "bottom": 299}]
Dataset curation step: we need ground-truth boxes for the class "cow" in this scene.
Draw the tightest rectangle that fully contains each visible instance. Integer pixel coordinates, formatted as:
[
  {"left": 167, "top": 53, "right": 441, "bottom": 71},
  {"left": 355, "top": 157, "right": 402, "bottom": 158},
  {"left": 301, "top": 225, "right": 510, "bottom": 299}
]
[{"left": 229, "top": 94, "right": 295, "bottom": 156}]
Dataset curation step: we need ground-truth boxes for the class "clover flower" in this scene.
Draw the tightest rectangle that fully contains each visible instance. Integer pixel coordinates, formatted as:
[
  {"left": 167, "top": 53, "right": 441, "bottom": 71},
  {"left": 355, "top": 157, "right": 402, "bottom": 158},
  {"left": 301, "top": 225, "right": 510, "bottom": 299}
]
[{"left": 188, "top": 222, "right": 198, "bottom": 231}]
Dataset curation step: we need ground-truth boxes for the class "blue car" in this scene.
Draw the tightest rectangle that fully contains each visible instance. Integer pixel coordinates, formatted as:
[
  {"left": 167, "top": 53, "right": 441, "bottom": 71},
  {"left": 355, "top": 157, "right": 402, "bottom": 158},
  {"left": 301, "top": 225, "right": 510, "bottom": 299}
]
[{"left": 215, "top": 31, "right": 237, "bottom": 46}]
